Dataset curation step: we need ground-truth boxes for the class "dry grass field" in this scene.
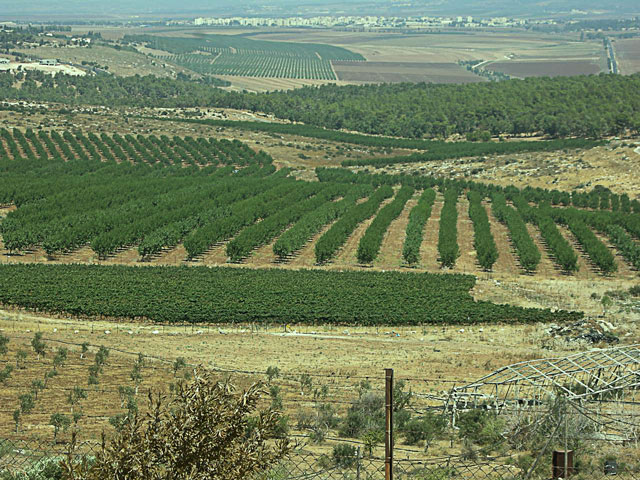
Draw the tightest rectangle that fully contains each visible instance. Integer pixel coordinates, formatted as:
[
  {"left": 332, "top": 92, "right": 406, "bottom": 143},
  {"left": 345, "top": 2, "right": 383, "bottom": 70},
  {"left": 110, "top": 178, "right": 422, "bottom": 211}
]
[
  {"left": 614, "top": 37, "right": 640, "bottom": 74},
  {"left": 12, "top": 45, "right": 189, "bottom": 78}
]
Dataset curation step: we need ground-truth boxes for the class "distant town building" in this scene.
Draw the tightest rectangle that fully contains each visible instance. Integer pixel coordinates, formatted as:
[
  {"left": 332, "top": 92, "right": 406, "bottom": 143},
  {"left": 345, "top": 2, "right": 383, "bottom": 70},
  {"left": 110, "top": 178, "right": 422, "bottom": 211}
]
[
  {"left": 193, "top": 14, "right": 528, "bottom": 30},
  {"left": 39, "top": 59, "right": 58, "bottom": 66},
  {"left": 0, "top": 58, "right": 10, "bottom": 64}
]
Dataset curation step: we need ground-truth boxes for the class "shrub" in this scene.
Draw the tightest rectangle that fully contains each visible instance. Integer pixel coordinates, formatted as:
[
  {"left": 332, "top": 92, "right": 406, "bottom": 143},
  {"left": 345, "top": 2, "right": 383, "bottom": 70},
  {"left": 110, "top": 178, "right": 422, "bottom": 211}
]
[
  {"left": 63, "top": 372, "right": 291, "bottom": 480},
  {"left": 172, "top": 357, "right": 187, "bottom": 376},
  {"left": 19, "top": 393, "right": 35, "bottom": 415},
  {"left": 457, "top": 410, "right": 504, "bottom": 446},
  {"left": 339, "top": 392, "right": 385, "bottom": 438},
  {"left": 0, "top": 365, "right": 13, "bottom": 384},
  {"left": 265, "top": 366, "right": 280, "bottom": 384},
  {"left": 332, "top": 443, "right": 358, "bottom": 469},
  {"left": 403, "top": 413, "right": 447, "bottom": 447}
]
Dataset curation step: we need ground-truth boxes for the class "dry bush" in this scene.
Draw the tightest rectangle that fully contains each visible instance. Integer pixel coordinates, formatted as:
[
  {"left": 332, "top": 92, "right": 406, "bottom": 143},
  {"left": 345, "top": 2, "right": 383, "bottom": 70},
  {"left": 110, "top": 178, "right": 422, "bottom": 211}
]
[{"left": 61, "top": 370, "right": 292, "bottom": 480}]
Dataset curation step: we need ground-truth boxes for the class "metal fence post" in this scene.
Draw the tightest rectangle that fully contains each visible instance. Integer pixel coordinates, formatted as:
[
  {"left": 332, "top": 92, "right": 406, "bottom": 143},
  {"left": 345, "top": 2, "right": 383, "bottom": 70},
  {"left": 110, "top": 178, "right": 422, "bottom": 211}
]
[{"left": 385, "top": 368, "right": 394, "bottom": 480}]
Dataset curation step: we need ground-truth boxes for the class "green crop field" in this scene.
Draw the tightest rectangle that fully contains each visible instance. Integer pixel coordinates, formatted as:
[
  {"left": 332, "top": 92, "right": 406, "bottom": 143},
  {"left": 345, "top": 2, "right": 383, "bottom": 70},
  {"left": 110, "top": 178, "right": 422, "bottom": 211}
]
[{"left": 124, "top": 34, "right": 364, "bottom": 80}]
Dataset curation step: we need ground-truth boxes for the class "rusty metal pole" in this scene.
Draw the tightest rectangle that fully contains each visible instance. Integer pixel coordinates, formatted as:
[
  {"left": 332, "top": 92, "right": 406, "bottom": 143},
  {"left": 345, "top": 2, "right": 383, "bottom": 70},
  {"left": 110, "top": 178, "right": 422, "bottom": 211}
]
[{"left": 385, "top": 368, "right": 394, "bottom": 480}]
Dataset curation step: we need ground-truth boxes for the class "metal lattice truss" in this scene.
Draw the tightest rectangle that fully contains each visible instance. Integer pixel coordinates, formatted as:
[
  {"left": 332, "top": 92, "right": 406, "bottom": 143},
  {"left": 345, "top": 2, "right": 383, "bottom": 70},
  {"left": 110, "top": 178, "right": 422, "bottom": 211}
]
[
  {"left": 452, "top": 344, "right": 640, "bottom": 407},
  {"left": 448, "top": 345, "right": 640, "bottom": 440}
]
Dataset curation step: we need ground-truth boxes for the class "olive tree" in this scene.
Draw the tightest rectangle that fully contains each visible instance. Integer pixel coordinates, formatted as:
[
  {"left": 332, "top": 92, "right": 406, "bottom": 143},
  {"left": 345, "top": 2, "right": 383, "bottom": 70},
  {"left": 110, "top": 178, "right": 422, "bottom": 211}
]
[
  {"left": 31, "top": 379, "right": 45, "bottom": 400},
  {"left": 13, "top": 409, "right": 20, "bottom": 433},
  {"left": 173, "top": 357, "right": 187, "bottom": 376},
  {"left": 19, "top": 393, "right": 35, "bottom": 415},
  {"left": 67, "top": 386, "right": 87, "bottom": 414},
  {"left": 0, "top": 365, "right": 13, "bottom": 384},
  {"left": 50, "top": 413, "right": 71, "bottom": 442},
  {"left": 53, "top": 347, "right": 69, "bottom": 372},
  {"left": 16, "top": 349, "right": 27, "bottom": 369},
  {"left": 61, "top": 371, "right": 292, "bottom": 480},
  {"left": 80, "top": 342, "right": 89, "bottom": 360},
  {"left": 31, "top": 332, "right": 47, "bottom": 360}
]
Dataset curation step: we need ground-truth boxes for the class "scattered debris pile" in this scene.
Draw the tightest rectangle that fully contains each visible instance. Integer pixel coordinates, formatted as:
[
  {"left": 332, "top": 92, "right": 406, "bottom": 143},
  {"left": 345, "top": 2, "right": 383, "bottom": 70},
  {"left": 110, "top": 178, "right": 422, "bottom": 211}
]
[{"left": 546, "top": 318, "right": 619, "bottom": 344}]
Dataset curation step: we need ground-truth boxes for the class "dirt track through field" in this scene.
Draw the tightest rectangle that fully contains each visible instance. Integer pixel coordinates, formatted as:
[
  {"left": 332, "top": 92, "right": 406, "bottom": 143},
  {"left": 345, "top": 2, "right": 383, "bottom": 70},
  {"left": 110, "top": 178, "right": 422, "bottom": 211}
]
[
  {"left": 244, "top": 235, "right": 280, "bottom": 267},
  {"left": 453, "top": 195, "right": 478, "bottom": 274},
  {"left": 419, "top": 197, "right": 442, "bottom": 270},
  {"left": 555, "top": 225, "right": 596, "bottom": 280},
  {"left": 484, "top": 201, "right": 519, "bottom": 275},
  {"left": 153, "top": 244, "right": 188, "bottom": 265},
  {"left": 287, "top": 220, "right": 338, "bottom": 268},
  {"left": 333, "top": 197, "right": 394, "bottom": 267},
  {"left": 375, "top": 197, "right": 417, "bottom": 268},
  {"left": 524, "top": 223, "right": 563, "bottom": 277},
  {"left": 202, "top": 241, "right": 230, "bottom": 266}
]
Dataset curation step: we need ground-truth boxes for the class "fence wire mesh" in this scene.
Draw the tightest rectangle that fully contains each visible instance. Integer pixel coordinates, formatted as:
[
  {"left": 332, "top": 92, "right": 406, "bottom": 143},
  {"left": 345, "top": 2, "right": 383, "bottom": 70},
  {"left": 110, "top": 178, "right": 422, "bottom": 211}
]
[{"left": 2, "top": 437, "right": 639, "bottom": 480}]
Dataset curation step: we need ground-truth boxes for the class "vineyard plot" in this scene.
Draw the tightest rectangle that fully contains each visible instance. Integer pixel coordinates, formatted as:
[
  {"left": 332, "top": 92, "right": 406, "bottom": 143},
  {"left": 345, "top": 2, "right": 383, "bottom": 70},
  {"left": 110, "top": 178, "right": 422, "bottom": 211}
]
[
  {"left": 0, "top": 264, "right": 582, "bottom": 324},
  {"left": 125, "top": 34, "right": 364, "bottom": 80}
]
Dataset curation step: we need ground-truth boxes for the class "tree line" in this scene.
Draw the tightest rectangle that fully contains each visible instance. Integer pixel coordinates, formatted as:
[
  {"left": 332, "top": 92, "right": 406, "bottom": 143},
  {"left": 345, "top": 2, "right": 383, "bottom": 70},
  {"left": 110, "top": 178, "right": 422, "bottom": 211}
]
[{"left": 1, "top": 71, "right": 639, "bottom": 139}]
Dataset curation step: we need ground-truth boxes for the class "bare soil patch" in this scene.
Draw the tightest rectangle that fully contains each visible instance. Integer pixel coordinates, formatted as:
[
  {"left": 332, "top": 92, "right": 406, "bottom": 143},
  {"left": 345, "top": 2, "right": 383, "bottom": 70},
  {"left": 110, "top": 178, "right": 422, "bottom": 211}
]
[
  {"left": 418, "top": 196, "right": 443, "bottom": 271},
  {"left": 332, "top": 61, "right": 484, "bottom": 83},
  {"left": 484, "top": 201, "right": 519, "bottom": 276},
  {"left": 485, "top": 59, "right": 604, "bottom": 78},
  {"left": 334, "top": 197, "right": 395, "bottom": 267},
  {"left": 453, "top": 195, "right": 479, "bottom": 274},
  {"left": 524, "top": 223, "right": 563, "bottom": 277},
  {"left": 375, "top": 197, "right": 417, "bottom": 269}
]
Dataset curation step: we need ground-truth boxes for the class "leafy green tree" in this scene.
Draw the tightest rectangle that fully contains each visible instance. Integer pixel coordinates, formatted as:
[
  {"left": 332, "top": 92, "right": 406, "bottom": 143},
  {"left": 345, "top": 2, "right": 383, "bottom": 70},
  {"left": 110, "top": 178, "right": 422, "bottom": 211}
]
[
  {"left": 332, "top": 443, "right": 358, "bottom": 469},
  {"left": 50, "top": 413, "right": 71, "bottom": 442},
  {"left": 44, "top": 369, "right": 58, "bottom": 388},
  {"left": 53, "top": 347, "right": 68, "bottom": 371},
  {"left": 457, "top": 410, "right": 505, "bottom": 447},
  {"left": 403, "top": 413, "right": 447, "bottom": 449},
  {"left": 0, "top": 365, "right": 13, "bottom": 384},
  {"left": 13, "top": 409, "right": 20, "bottom": 433},
  {"left": 130, "top": 360, "right": 143, "bottom": 395},
  {"left": 65, "top": 371, "right": 291, "bottom": 480},
  {"left": 72, "top": 409, "right": 83, "bottom": 425},
  {"left": 299, "top": 373, "right": 313, "bottom": 396},
  {"left": 265, "top": 365, "right": 280, "bottom": 384},
  {"left": 269, "top": 385, "right": 283, "bottom": 411},
  {"left": 15, "top": 349, "right": 27, "bottom": 369},
  {"left": 362, "top": 429, "right": 384, "bottom": 457},
  {"left": 173, "top": 357, "right": 187, "bottom": 376},
  {"left": 19, "top": 393, "right": 35, "bottom": 414},
  {"left": 31, "top": 332, "right": 46, "bottom": 360},
  {"left": 31, "top": 379, "right": 45, "bottom": 400},
  {"left": 67, "top": 386, "right": 87, "bottom": 414},
  {"left": 80, "top": 342, "right": 89, "bottom": 359}
]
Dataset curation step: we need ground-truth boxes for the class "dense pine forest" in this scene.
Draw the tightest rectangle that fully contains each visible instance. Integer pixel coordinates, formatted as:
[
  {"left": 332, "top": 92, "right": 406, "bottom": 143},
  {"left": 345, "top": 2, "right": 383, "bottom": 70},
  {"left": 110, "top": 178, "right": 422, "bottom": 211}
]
[{"left": 2, "top": 71, "right": 639, "bottom": 138}]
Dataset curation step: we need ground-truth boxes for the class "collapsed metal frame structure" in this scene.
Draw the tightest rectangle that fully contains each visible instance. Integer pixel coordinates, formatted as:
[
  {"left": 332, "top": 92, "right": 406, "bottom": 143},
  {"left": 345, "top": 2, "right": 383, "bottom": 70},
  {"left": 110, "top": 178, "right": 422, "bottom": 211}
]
[{"left": 449, "top": 344, "right": 640, "bottom": 439}]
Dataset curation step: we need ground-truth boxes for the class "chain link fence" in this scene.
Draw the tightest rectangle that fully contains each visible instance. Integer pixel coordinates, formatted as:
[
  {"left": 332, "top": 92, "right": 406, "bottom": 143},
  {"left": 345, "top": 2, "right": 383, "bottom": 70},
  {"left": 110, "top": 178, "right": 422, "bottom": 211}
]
[{"left": 2, "top": 437, "right": 638, "bottom": 480}]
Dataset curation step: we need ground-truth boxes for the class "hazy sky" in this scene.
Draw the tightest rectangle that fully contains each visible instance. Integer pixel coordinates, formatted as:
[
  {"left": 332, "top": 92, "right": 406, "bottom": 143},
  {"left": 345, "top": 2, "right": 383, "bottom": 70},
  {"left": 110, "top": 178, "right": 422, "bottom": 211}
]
[{"left": 0, "top": 0, "right": 638, "bottom": 20}]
